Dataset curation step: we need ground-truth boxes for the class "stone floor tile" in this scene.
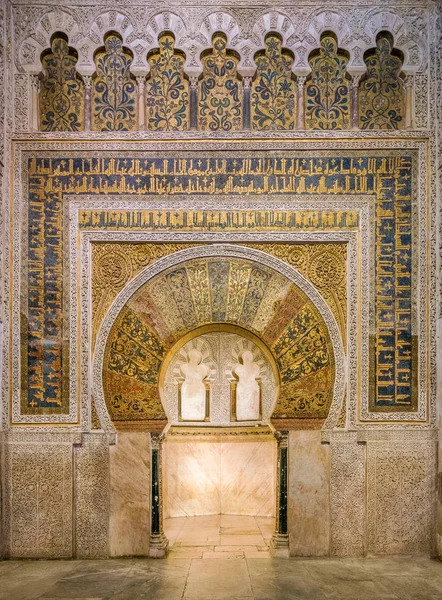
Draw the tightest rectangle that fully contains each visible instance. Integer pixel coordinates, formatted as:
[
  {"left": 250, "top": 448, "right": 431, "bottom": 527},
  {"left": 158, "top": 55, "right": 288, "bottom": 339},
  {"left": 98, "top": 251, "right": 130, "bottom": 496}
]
[
  {"left": 319, "top": 579, "right": 399, "bottom": 600},
  {"left": 244, "top": 551, "right": 270, "bottom": 559},
  {"left": 214, "top": 546, "right": 259, "bottom": 552},
  {"left": 183, "top": 558, "right": 253, "bottom": 599},
  {"left": 220, "top": 535, "right": 265, "bottom": 546},
  {"left": 250, "top": 574, "right": 329, "bottom": 600},
  {"left": 379, "top": 574, "right": 442, "bottom": 600},
  {"left": 0, "top": 561, "right": 80, "bottom": 600},
  {"left": 202, "top": 551, "right": 245, "bottom": 559}
]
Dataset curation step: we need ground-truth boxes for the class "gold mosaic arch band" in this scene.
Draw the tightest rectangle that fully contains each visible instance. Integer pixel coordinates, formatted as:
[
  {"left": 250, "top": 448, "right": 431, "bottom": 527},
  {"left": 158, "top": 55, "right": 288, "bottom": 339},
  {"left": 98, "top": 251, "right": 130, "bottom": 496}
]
[{"left": 92, "top": 244, "right": 346, "bottom": 434}]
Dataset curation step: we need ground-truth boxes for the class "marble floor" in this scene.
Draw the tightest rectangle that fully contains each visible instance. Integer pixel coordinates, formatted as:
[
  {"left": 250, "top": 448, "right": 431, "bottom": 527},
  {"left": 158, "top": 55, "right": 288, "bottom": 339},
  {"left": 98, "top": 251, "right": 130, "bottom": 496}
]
[
  {"left": 1, "top": 555, "right": 442, "bottom": 599},
  {"left": 164, "top": 514, "right": 274, "bottom": 558}
]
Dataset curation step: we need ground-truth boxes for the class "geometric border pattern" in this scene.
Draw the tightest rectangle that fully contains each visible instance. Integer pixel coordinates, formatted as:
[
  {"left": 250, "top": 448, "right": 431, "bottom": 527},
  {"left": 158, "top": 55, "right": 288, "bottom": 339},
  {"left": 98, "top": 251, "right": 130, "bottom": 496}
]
[{"left": 4, "top": 137, "right": 434, "bottom": 431}]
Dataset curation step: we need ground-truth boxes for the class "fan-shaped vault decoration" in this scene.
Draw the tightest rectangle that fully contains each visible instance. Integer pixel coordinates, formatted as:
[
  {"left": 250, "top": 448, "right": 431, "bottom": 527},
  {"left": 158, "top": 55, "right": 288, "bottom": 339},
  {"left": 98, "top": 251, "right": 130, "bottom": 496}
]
[{"left": 102, "top": 255, "right": 336, "bottom": 430}]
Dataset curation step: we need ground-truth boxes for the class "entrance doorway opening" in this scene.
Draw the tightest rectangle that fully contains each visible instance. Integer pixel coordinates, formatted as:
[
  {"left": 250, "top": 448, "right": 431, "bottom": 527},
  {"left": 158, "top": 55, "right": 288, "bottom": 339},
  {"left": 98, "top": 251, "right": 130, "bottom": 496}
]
[{"left": 163, "top": 432, "right": 277, "bottom": 558}]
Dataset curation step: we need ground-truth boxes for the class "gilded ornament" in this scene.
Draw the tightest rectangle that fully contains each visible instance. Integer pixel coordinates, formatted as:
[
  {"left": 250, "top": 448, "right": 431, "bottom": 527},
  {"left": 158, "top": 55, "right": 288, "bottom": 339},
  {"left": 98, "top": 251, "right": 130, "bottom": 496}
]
[
  {"left": 251, "top": 33, "right": 296, "bottom": 130},
  {"left": 102, "top": 257, "right": 335, "bottom": 422},
  {"left": 198, "top": 33, "right": 242, "bottom": 131},
  {"left": 92, "top": 33, "right": 137, "bottom": 131},
  {"left": 305, "top": 33, "right": 350, "bottom": 130},
  {"left": 359, "top": 34, "right": 404, "bottom": 130},
  {"left": 146, "top": 33, "right": 189, "bottom": 131},
  {"left": 39, "top": 34, "right": 84, "bottom": 131}
]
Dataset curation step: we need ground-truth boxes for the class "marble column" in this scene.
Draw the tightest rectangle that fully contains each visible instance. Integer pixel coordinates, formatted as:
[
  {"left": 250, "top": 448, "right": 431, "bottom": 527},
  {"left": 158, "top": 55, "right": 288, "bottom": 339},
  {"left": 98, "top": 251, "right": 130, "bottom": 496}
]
[
  {"left": 149, "top": 433, "right": 169, "bottom": 558},
  {"left": 350, "top": 74, "right": 361, "bottom": 129},
  {"left": 137, "top": 76, "right": 146, "bottom": 131},
  {"left": 83, "top": 76, "right": 92, "bottom": 132},
  {"left": 271, "top": 430, "right": 289, "bottom": 556},
  {"left": 296, "top": 76, "right": 307, "bottom": 130},
  {"left": 404, "top": 74, "right": 414, "bottom": 129},
  {"left": 189, "top": 76, "right": 199, "bottom": 130},
  {"left": 242, "top": 76, "right": 252, "bottom": 130},
  {"left": 30, "top": 75, "right": 40, "bottom": 132}
]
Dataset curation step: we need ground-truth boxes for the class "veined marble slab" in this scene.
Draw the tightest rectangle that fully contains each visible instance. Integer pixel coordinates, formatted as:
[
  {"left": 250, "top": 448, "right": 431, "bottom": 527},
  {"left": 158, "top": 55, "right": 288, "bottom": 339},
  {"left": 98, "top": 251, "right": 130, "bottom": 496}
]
[{"left": 163, "top": 438, "right": 276, "bottom": 518}]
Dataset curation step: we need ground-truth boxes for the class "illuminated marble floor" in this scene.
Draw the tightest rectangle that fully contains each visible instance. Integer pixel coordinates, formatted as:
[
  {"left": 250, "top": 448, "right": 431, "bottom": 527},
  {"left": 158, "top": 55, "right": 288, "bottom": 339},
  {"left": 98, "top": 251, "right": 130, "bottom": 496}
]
[
  {"left": 164, "top": 514, "right": 275, "bottom": 558},
  {"left": 1, "top": 555, "right": 442, "bottom": 599}
]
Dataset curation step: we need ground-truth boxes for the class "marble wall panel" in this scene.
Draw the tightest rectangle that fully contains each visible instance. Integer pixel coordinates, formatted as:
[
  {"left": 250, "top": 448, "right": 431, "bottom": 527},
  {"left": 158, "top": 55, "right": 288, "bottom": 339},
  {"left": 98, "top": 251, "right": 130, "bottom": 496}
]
[
  {"left": 0, "top": 434, "right": 4, "bottom": 558},
  {"left": 220, "top": 439, "right": 276, "bottom": 517},
  {"left": 109, "top": 432, "right": 151, "bottom": 557},
  {"left": 330, "top": 439, "right": 365, "bottom": 556},
  {"left": 288, "top": 430, "right": 330, "bottom": 556},
  {"left": 163, "top": 437, "right": 276, "bottom": 518},
  {"left": 4, "top": 441, "right": 73, "bottom": 558},
  {"left": 367, "top": 441, "right": 437, "bottom": 555},
  {"left": 164, "top": 438, "right": 221, "bottom": 517},
  {"left": 74, "top": 434, "right": 109, "bottom": 558}
]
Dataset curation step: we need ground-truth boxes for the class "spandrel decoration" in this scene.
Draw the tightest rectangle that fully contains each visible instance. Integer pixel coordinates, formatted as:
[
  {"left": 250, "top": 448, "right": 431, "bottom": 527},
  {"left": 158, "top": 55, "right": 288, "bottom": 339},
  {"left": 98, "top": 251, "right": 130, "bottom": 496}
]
[
  {"left": 251, "top": 33, "right": 296, "bottom": 130},
  {"left": 359, "top": 34, "right": 404, "bottom": 130},
  {"left": 39, "top": 34, "right": 84, "bottom": 131},
  {"left": 146, "top": 33, "right": 189, "bottom": 131},
  {"left": 305, "top": 33, "right": 350, "bottom": 130},
  {"left": 92, "top": 32, "right": 137, "bottom": 131},
  {"left": 198, "top": 33, "right": 242, "bottom": 131}
]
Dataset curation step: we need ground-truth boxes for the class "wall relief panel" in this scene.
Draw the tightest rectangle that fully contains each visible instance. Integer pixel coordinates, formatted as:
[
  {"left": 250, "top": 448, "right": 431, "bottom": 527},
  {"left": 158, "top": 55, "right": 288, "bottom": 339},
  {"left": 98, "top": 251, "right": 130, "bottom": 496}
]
[
  {"left": 251, "top": 33, "right": 296, "bottom": 131},
  {"left": 359, "top": 34, "right": 405, "bottom": 130},
  {"left": 92, "top": 33, "right": 137, "bottom": 132},
  {"left": 146, "top": 33, "right": 189, "bottom": 132},
  {"left": 39, "top": 34, "right": 84, "bottom": 132},
  {"left": 198, "top": 33, "right": 242, "bottom": 131},
  {"left": 305, "top": 33, "right": 350, "bottom": 130},
  {"left": 19, "top": 148, "right": 419, "bottom": 425}
]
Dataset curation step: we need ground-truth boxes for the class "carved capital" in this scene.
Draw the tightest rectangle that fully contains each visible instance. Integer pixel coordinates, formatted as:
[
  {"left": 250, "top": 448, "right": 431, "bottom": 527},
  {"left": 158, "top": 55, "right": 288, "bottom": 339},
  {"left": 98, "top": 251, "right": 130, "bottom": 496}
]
[
  {"left": 136, "top": 76, "right": 146, "bottom": 93},
  {"left": 297, "top": 76, "right": 307, "bottom": 90},
  {"left": 30, "top": 74, "right": 40, "bottom": 92},
  {"left": 189, "top": 76, "right": 199, "bottom": 89},
  {"left": 242, "top": 76, "right": 252, "bottom": 90},
  {"left": 276, "top": 430, "right": 289, "bottom": 448},
  {"left": 151, "top": 432, "right": 165, "bottom": 449},
  {"left": 403, "top": 74, "right": 414, "bottom": 89},
  {"left": 351, "top": 74, "right": 362, "bottom": 89},
  {"left": 83, "top": 75, "right": 92, "bottom": 91}
]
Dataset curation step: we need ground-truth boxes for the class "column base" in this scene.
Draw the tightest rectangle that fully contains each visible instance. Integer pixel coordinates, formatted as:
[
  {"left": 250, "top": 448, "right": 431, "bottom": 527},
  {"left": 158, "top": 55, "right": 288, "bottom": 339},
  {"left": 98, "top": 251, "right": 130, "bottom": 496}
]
[
  {"left": 270, "top": 532, "right": 290, "bottom": 558},
  {"left": 149, "top": 532, "right": 169, "bottom": 558}
]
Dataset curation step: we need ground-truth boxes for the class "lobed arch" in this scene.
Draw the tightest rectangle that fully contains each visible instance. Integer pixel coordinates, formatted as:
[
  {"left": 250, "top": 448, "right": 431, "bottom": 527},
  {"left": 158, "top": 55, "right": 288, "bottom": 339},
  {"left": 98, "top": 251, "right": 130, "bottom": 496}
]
[
  {"left": 17, "top": 7, "right": 425, "bottom": 77},
  {"left": 92, "top": 245, "right": 346, "bottom": 435}
]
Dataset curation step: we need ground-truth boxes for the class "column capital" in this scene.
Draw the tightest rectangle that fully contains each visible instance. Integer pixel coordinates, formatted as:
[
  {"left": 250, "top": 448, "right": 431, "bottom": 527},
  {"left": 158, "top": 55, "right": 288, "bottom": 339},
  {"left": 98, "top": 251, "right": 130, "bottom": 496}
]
[
  {"left": 275, "top": 430, "right": 289, "bottom": 448},
  {"left": 242, "top": 76, "right": 253, "bottom": 90},
  {"left": 189, "top": 76, "right": 199, "bottom": 89},
  {"left": 351, "top": 74, "right": 362, "bottom": 89},
  {"left": 151, "top": 432, "right": 165, "bottom": 449},
  {"left": 136, "top": 76, "right": 146, "bottom": 91},
  {"left": 297, "top": 76, "right": 307, "bottom": 90},
  {"left": 30, "top": 74, "right": 40, "bottom": 92},
  {"left": 83, "top": 75, "right": 92, "bottom": 90},
  {"left": 403, "top": 73, "right": 414, "bottom": 89}
]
